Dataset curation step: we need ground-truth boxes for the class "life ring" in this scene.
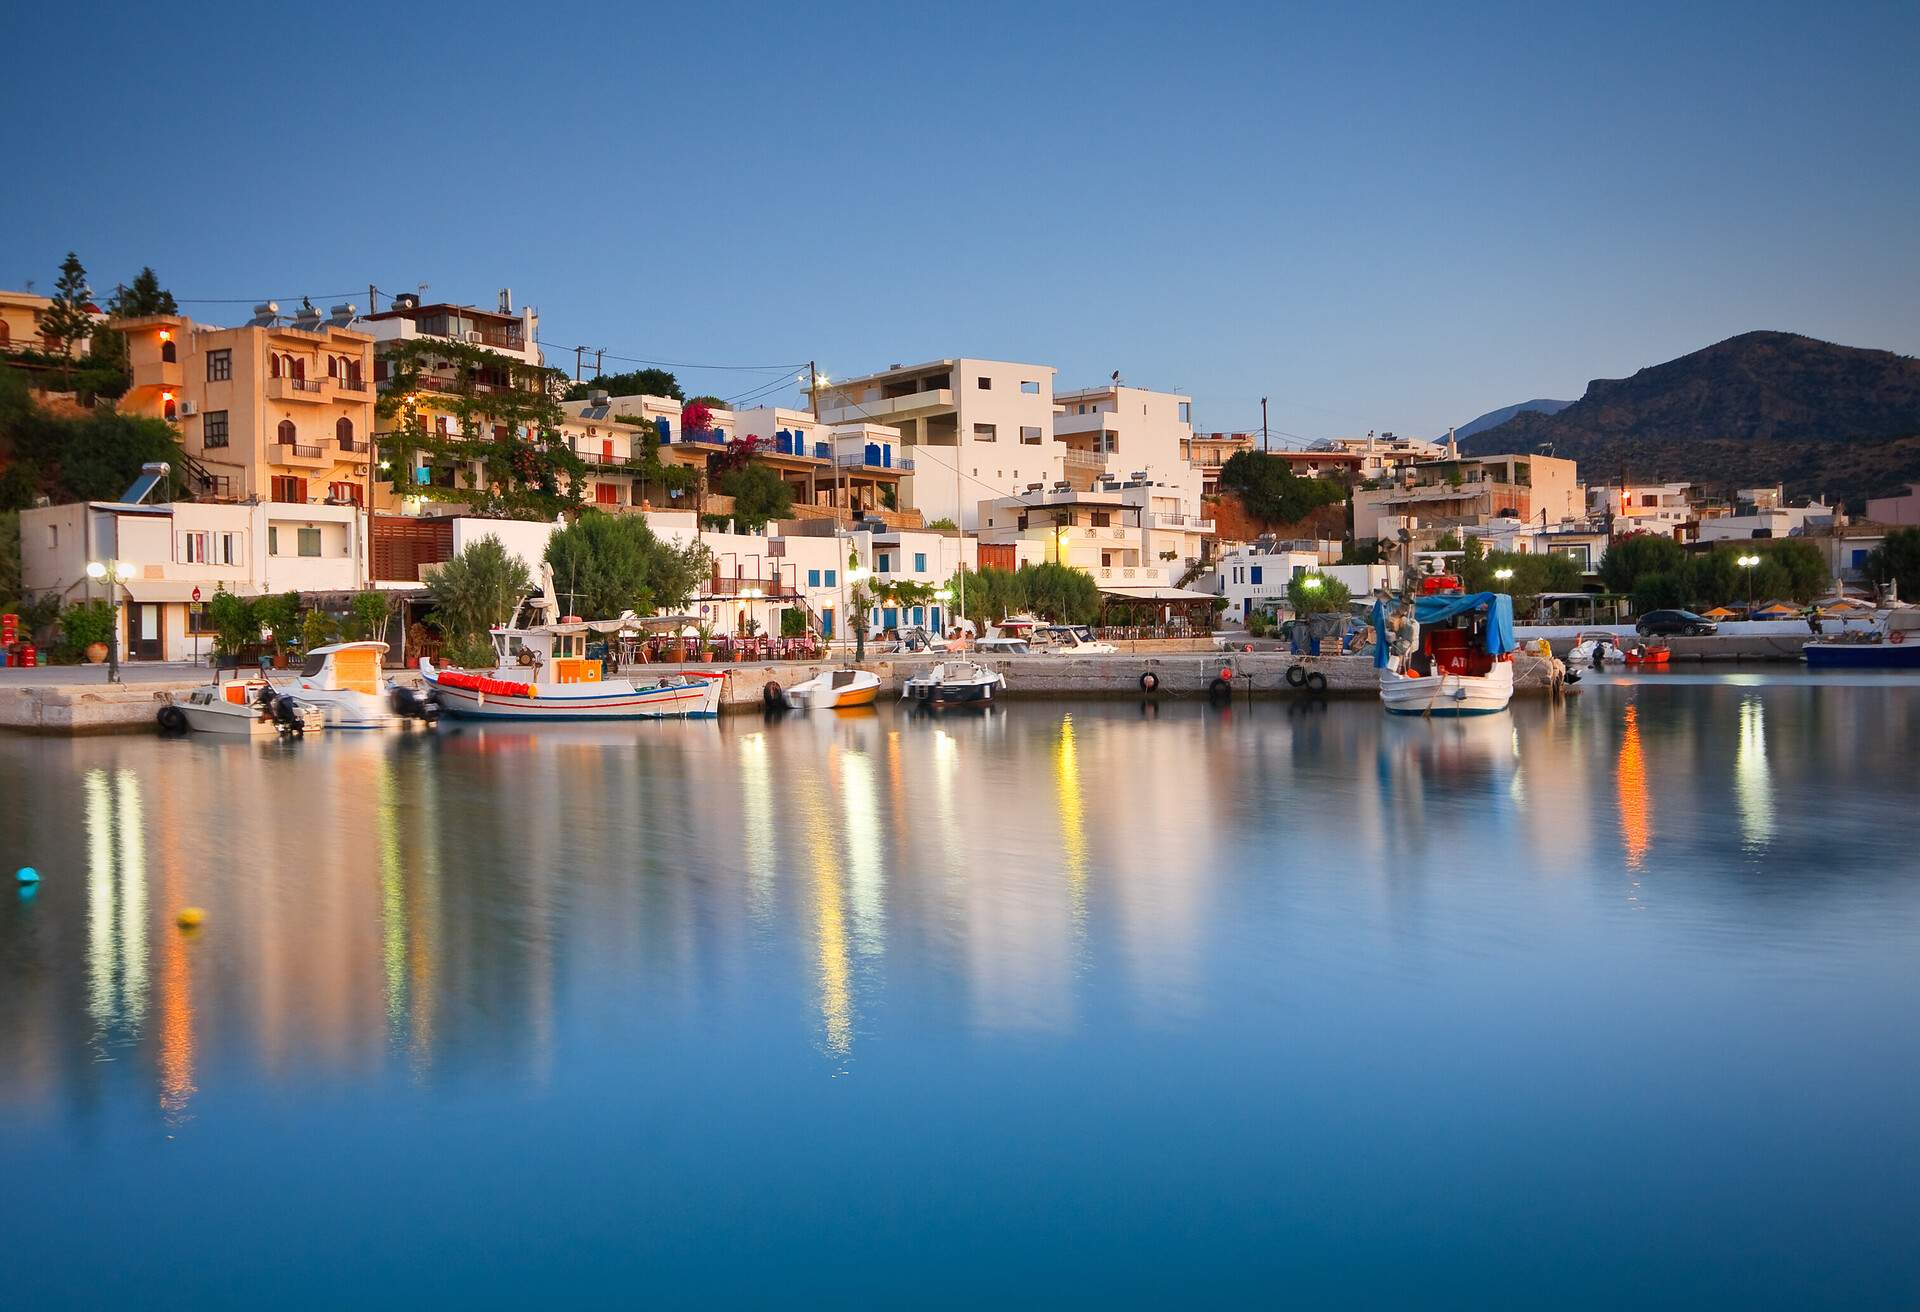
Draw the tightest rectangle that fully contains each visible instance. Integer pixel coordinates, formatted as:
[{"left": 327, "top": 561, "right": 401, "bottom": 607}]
[
  {"left": 1892, "top": 630, "right": 1907, "bottom": 645},
  {"left": 1305, "top": 671, "right": 1329, "bottom": 693},
  {"left": 1139, "top": 671, "right": 1159, "bottom": 692},
  {"left": 156, "top": 704, "right": 187, "bottom": 733},
  {"left": 1207, "top": 676, "right": 1232, "bottom": 702},
  {"left": 1285, "top": 665, "right": 1308, "bottom": 688}
]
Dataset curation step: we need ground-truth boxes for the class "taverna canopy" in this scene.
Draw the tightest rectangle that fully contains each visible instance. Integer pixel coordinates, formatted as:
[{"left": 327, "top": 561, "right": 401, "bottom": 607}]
[
  {"left": 1751, "top": 600, "right": 1799, "bottom": 619},
  {"left": 1371, "top": 591, "right": 1517, "bottom": 669},
  {"left": 1700, "top": 606, "right": 1738, "bottom": 619}
]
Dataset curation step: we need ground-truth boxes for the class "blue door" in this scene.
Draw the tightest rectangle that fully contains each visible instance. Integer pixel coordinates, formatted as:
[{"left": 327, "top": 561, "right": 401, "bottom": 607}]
[
  {"left": 821, "top": 608, "right": 834, "bottom": 638},
  {"left": 931, "top": 606, "right": 942, "bottom": 634}
]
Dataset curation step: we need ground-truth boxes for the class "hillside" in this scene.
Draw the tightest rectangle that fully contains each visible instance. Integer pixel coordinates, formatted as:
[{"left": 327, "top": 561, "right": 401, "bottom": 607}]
[
  {"left": 1459, "top": 332, "right": 1920, "bottom": 507},
  {"left": 1448, "top": 398, "right": 1570, "bottom": 441}
]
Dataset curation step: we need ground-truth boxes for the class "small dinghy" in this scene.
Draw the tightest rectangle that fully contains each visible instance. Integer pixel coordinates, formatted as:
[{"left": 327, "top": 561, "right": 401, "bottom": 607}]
[{"left": 782, "top": 667, "right": 881, "bottom": 711}]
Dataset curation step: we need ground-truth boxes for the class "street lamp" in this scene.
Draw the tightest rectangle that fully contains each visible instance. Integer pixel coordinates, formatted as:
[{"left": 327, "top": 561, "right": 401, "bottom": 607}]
[
  {"left": 846, "top": 565, "right": 872, "bottom": 662},
  {"left": 1737, "top": 553, "right": 1760, "bottom": 609},
  {"left": 1493, "top": 567, "right": 1515, "bottom": 583},
  {"left": 1300, "top": 574, "right": 1324, "bottom": 591},
  {"left": 85, "top": 560, "right": 125, "bottom": 684}
]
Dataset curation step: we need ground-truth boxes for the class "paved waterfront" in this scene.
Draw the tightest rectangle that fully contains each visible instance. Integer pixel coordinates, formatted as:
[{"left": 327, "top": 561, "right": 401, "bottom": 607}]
[{"left": 3, "top": 677, "right": 1919, "bottom": 1305}]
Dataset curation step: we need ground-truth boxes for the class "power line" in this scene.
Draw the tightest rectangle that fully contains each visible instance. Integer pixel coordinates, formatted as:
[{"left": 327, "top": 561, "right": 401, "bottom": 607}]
[{"left": 534, "top": 339, "right": 804, "bottom": 374}]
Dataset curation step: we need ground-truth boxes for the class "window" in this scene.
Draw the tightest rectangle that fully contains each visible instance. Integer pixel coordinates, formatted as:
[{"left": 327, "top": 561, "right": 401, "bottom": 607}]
[
  {"left": 807, "top": 569, "right": 821, "bottom": 588},
  {"left": 977, "top": 376, "right": 991, "bottom": 390},
  {"left": 203, "top": 410, "right": 229, "bottom": 448},
  {"left": 1250, "top": 565, "right": 1263, "bottom": 585},
  {"left": 329, "top": 482, "right": 361, "bottom": 506},
  {"left": 270, "top": 476, "right": 306, "bottom": 504},
  {"left": 267, "top": 526, "right": 278, "bottom": 555},
  {"left": 973, "top": 423, "right": 996, "bottom": 442},
  {"left": 217, "top": 532, "right": 241, "bottom": 566},
  {"left": 181, "top": 531, "right": 209, "bottom": 563},
  {"left": 877, "top": 553, "right": 892, "bottom": 572},
  {"left": 1178, "top": 402, "right": 1190, "bottom": 423},
  {"left": 913, "top": 552, "right": 926, "bottom": 572},
  {"left": 186, "top": 603, "right": 217, "bottom": 635},
  {"left": 269, "top": 353, "right": 282, "bottom": 379},
  {"left": 1091, "top": 512, "right": 1110, "bottom": 527},
  {"left": 160, "top": 339, "right": 177, "bottom": 364},
  {"left": 297, "top": 527, "right": 322, "bottom": 557},
  {"left": 48, "top": 524, "right": 57, "bottom": 549},
  {"left": 1020, "top": 426, "right": 1043, "bottom": 444},
  {"left": 595, "top": 482, "right": 618, "bottom": 505},
  {"left": 1021, "top": 380, "right": 1039, "bottom": 394},
  {"left": 336, "top": 417, "right": 354, "bottom": 448},
  {"left": 824, "top": 569, "right": 836, "bottom": 587},
  {"left": 277, "top": 419, "right": 296, "bottom": 445}
]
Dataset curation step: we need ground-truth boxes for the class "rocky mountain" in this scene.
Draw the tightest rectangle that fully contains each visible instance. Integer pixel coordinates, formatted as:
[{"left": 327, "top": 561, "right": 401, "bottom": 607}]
[
  {"left": 1447, "top": 398, "right": 1570, "bottom": 442},
  {"left": 1459, "top": 332, "right": 1920, "bottom": 507}
]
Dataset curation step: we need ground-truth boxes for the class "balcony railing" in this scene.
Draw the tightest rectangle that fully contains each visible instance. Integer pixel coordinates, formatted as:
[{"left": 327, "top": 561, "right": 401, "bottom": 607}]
[
  {"left": 285, "top": 377, "right": 324, "bottom": 393},
  {"left": 834, "top": 452, "right": 911, "bottom": 471},
  {"left": 334, "top": 376, "right": 369, "bottom": 393},
  {"left": 337, "top": 438, "right": 368, "bottom": 453},
  {"left": 279, "top": 442, "right": 322, "bottom": 459},
  {"left": 1062, "top": 448, "right": 1109, "bottom": 471}
]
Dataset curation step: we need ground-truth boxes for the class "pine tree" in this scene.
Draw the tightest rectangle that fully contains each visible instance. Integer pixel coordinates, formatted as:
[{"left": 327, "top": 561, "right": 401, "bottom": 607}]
[
  {"left": 110, "top": 267, "right": 178, "bottom": 318},
  {"left": 40, "top": 252, "right": 95, "bottom": 358}
]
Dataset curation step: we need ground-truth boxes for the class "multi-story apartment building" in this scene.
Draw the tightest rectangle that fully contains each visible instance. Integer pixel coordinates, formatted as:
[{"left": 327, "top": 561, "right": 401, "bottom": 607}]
[
  {"left": 1181, "top": 431, "right": 1255, "bottom": 497},
  {"left": 1588, "top": 482, "right": 1697, "bottom": 538},
  {"left": 361, "top": 291, "right": 541, "bottom": 369},
  {"left": 118, "top": 307, "right": 375, "bottom": 506},
  {"left": 812, "top": 357, "right": 1060, "bottom": 528},
  {"left": 1053, "top": 382, "right": 1198, "bottom": 499},
  {"left": 1320, "top": 432, "right": 1447, "bottom": 482},
  {"left": 1351, "top": 452, "right": 1582, "bottom": 542},
  {"left": 21, "top": 495, "right": 366, "bottom": 660}
]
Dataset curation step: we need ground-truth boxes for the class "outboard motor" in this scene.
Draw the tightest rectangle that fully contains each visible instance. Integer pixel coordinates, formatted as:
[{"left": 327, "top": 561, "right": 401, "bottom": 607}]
[
  {"left": 271, "top": 693, "right": 307, "bottom": 735},
  {"left": 389, "top": 684, "right": 440, "bottom": 724}
]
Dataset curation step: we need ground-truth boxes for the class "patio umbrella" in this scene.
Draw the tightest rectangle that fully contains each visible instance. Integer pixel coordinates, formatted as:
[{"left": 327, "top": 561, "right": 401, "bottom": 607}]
[{"left": 1700, "top": 606, "right": 1737, "bottom": 619}]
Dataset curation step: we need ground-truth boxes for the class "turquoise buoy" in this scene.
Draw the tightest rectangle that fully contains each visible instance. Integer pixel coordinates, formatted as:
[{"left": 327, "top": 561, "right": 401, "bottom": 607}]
[{"left": 15, "top": 867, "right": 38, "bottom": 884}]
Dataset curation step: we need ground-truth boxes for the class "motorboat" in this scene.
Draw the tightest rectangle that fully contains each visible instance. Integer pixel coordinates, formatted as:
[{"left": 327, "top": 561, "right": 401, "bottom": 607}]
[
  {"left": 782, "top": 667, "right": 882, "bottom": 710},
  {"left": 421, "top": 620, "right": 723, "bottom": 720},
  {"left": 882, "top": 625, "right": 949, "bottom": 654},
  {"left": 1568, "top": 630, "right": 1626, "bottom": 667},
  {"left": 1804, "top": 607, "right": 1920, "bottom": 668},
  {"left": 1373, "top": 578, "right": 1516, "bottom": 717},
  {"left": 1036, "top": 624, "right": 1117, "bottom": 655},
  {"left": 267, "top": 641, "right": 398, "bottom": 728},
  {"left": 975, "top": 615, "right": 1038, "bottom": 656},
  {"left": 1622, "top": 641, "right": 1671, "bottom": 668},
  {"left": 158, "top": 681, "right": 324, "bottom": 737},
  {"left": 902, "top": 660, "right": 1004, "bottom": 708}
]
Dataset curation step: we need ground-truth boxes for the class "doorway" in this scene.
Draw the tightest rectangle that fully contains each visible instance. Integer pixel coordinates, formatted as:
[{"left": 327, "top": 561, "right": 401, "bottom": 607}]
[{"left": 129, "top": 603, "right": 164, "bottom": 660}]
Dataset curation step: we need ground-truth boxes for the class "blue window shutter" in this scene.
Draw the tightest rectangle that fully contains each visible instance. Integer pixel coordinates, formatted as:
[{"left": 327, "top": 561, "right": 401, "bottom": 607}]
[
  {"left": 914, "top": 553, "right": 926, "bottom": 572},
  {"left": 931, "top": 606, "right": 942, "bottom": 632},
  {"left": 865, "top": 442, "right": 880, "bottom": 466},
  {"left": 1251, "top": 566, "right": 1263, "bottom": 585},
  {"left": 655, "top": 418, "right": 671, "bottom": 443},
  {"left": 825, "top": 569, "right": 836, "bottom": 587},
  {"left": 912, "top": 607, "right": 924, "bottom": 625},
  {"left": 882, "top": 445, "right": 892, "bottom": 468},
  {"left": 807, "top": 569, "right": 820, "bottom": 587}
]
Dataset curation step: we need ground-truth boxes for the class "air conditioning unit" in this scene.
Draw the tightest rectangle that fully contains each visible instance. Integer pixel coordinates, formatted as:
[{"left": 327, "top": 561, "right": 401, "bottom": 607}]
[{"left": 178, "top": 401, "right": 198, "bottom": 417}]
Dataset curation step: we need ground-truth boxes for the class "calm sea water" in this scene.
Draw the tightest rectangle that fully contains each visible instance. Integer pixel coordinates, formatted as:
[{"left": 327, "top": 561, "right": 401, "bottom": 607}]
[{"left": 2, "top": 676, "right": 1918, "bottom": 1307}]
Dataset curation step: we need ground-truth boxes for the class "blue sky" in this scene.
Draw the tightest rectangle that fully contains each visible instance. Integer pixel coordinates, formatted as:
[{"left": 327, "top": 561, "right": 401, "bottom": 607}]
[{"left": 4, "top": 1, "right": 1916, "bottom": 440}]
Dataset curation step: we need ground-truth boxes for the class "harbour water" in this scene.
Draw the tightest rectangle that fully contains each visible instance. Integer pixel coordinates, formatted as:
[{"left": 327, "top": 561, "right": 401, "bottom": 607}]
[{"left": 2, "top": 674, "right": 1918, "bottom": 1306}]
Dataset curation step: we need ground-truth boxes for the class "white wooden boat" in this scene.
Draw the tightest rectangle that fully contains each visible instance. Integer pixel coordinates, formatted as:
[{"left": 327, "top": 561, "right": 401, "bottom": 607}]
[
  {"left": 421, "top": 619, "right": 723, "bottom": 721},
  {"left": 783, "top": 667, "right": 882, "bottom": 710},
  {"left": 1374, "top": 581, "right": 1516, "bottom": 717}
]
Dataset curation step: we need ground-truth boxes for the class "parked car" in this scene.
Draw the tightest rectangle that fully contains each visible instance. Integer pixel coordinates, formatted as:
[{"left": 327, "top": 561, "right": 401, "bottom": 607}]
[{"left": 1636, "top": 609, "right": 1718, "bottom": 637}]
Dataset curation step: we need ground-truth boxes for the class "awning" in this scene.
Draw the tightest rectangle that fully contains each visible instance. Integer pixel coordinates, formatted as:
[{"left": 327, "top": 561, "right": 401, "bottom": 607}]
[
  {"left": 1099, "top": 584, "right": 1216, "bottom": 601},
  {"left": 120, "top": 580, "right": 258, "bottom": 603}
]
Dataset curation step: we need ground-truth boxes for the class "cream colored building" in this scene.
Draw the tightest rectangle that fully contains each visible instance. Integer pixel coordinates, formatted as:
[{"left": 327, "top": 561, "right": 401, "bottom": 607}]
[
  {"left": 1352, "top": 452, "right": 1583, "bottom": 542},
  {"left": 119, "top": 308, "right": 375, "bottom": 506},
  {"left": 20, "top": 497, "right": 366, "bottom": 661},
  {"left": 812, "top": 358, "right": 1061, "bottom": 528},
  {"left": 1053, "top": 381, "right": 1201, "bottom": 504},
  {"left": 976, "top": 477, "right": 1213, "bottom": 591}
]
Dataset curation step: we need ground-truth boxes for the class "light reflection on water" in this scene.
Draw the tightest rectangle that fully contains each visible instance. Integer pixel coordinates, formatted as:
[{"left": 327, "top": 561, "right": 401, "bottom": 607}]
[{"left": 2, "top": 678, "right": 1919, "bottom": 1305}]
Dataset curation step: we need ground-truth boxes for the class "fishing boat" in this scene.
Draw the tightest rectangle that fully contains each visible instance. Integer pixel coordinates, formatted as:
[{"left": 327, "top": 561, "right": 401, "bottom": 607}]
[
  {"left": 782, "top": 667, "right": 882, "bottom": 710},
  {"left": 421, "top": 627, "right": 723, "bottom": 720},
  {"left": 902, "top": 660, "right": 1004, "bottom": 708},
  {"left": 1372, "top": 578, "right": 1516, "bottom": 717},
  {"left": 158, "top": 681, "right": 324, "bottom": 737},
  {"left": 1803, "top": 608, "right": 1920, "bottom": 668},
  {"left": 267, "top": 640, "right": 398, "bottom": 728},
  {"left": 1622, "top": 641, "right": 1671, "bottom": 668}
]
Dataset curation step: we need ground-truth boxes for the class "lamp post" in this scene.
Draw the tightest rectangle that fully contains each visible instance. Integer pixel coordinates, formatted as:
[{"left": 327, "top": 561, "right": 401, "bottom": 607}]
[
  {"left": 1493, "top": 566, "right": 1514, "bottom": 585},
  {"left": 934, "top": 586, "right": 953, "bottom": 639},
  {"left": 1737, "top": 554, "right": 1760, "bottom": 610},
  {"left": 847, "top": 565, "right": 872, "bottom": 662},
  {"left": 84, "top": 560, "right": 124, "bottom": 684}
]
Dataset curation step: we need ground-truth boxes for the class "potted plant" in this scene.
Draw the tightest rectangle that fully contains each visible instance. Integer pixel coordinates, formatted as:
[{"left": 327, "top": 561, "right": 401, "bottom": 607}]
[
  {"left": 695, "top": 622, "right": 716, "bottom": 662},
  {"left": 58, "top": 599, "right": 115, "bottom": 664},
  {"left": 667, "top": 630, "right": 688, "bottom": 663}
]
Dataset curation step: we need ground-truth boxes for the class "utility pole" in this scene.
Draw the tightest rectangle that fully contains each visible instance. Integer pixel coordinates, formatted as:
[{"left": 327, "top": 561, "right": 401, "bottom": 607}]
[
  {"left": 1261, "top": 397, "right": 1269, "bottom": 454},
  {"left": 368, "top": 283, "right": 380, "bottom": 315},
  {"left": 594, "top": 348, "right": 603, "bottom": 378},
  {"left": 573, "top": 346, "right": 586, "bottom": 383}
]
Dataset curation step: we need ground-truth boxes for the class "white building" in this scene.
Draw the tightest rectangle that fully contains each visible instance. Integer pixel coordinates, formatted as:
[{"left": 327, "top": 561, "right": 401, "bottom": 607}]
[
  {"left": 812, "top": 357, "right": 1060, "bottom": 528},
  {"left": 1200, "top": 544, "right": 1399, "bottom": 623},
  {"left": 975, "top": 476, "right": 1213, "bottom": 593},
  {"left": 361, "top": 291, "right": 543, "bottom": 369},
  {"left": 21, "top": 497, "right": 366, "bottom": 660},
  {"left": 1588, "top": 482, "right": 1695, "bottom": 537},
  {"left": 1696, "top": 500, "right": 1835, "bottom": 543},
  {"left": 1053, "top": 381, "right": 1199, "bottom": 501}
]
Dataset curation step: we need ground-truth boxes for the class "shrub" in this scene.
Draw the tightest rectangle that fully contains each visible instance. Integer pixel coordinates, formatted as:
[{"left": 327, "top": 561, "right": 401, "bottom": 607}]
[{"left": 57, "top": 598, "right": 115, "bottom": 659}]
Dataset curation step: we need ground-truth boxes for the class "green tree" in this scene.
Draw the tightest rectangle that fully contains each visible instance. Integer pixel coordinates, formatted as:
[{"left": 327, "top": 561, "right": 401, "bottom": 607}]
[
  {"left": 544, "top": 512, "right": 710, "bottom": 620},
  {"left": 253, "top": 591, "right": 302, "bottom": 664},
  {"left": 1218, "top": 450, "right": 1346, "bottom": 526},
  {"left": 1288, "top": 572, "right": 1352, "bottom": 615},
  {"left": 714, "top": 461, "right": 794, "bottom": 532},
  {"left": 0, "top": 510, "right": 20, "bottom": 604},
  {"left": 1017, "top": 561, "right": 1101, "bottom": 623},
  {"left": 427, "top": 536, "right": 532, "bottom": 651},
  {"left": 1863, "top": 527, "right": 1920, "bottom": 602},
  {"left": 1631, "top": 572, "right": 1691, "bottom": 613},
  {"left": 350, "top": 590, "right": 393, "bottom": 642},
  {"left": 207, "top": 589, "right": 259, "bottom": 661},
  {"left": 1458, "top": 539, "right": 1583, "bottom": 618},
  {"left": 91, "top": 267, "right": 180, "bottom": 378},
  {"left": 1599, "top": 533, "right": 1687, "bottom": 595},
  {"left": 566, "top": 368, "right": 682, "bottom": 402},
  {"left": 1751, "top": 539, "right": 1829, "bottom": 603},
  {"left": 39, "top": 253, "right": 95, "bottom": 358},
  {"left": 926, "top": 517, "right": 960, "bottom": 532}
]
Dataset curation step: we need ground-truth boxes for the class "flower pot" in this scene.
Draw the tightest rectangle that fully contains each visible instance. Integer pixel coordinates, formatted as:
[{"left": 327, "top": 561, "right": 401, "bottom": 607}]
[
  {"left": 85, "top": 642, "right": 108, "bottom": 664},
  {"left": 668, "top": 644, "right": 687, "bottom": 662},
  {"left": 699, "top": 648, "right": 715, "bottom": 662}
]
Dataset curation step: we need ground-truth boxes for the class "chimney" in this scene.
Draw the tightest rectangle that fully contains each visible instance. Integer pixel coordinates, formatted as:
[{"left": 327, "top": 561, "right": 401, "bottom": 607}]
[{"left": 498, "top": 288, "right": 513, "bottom": 314}]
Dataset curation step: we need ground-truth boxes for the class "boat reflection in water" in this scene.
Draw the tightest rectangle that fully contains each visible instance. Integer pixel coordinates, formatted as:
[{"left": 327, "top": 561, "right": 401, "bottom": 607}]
[{"left": 2, "top": 680, "right": 1919, "bottom": 1306}]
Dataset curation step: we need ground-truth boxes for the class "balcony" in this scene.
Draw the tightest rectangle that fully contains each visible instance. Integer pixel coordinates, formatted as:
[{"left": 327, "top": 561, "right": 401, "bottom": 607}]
[
  {"left": 1151, "top": 512, "right": 1215, "bottom": 532},
  {"left": 267, "top": 375, "right": 329, "bottom": 404},
  {"left": 333, "top": 375, "right": 371, "bottom": 395},
  {"left": 1054, "top": 412, "right": 1117, "bottom": 439},
  {"left": 833, "top": 452, "right": 911, "bottom": 472},
  {"left": 273, "top": 441, "right": 328, "bottom": 465},
  {"left": 1062, "top": 448, "right": 1109, "bottom": 472},
  {"left": 140, "top": 358, "right": 184, "bottom": 389},
  {"left": 336, "top": 438, "right": 370, "bottom": 456},
  {"left": 817, "top": 387, "right": 954, "bottom": 426}
]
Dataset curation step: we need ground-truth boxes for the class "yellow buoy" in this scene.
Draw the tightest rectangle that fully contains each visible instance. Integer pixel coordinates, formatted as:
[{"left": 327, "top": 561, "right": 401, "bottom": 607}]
[{"left": 175, "top": 907, "right": 206, "bottom": 929}]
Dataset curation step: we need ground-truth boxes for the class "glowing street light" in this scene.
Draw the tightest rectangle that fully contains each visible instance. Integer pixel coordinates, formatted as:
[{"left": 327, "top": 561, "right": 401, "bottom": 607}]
[
  {"left": 84, "top": 560, "right": 126, "bottom": 684},
  {"left": 1300, "top": 574, "right": 1324, "bottom": 591},
  {"left": 1737, "top": 553, "right": 1761, "bottom": 609},
  {"left": 1493, "top": 567, "right": 1515, "bottom": 582}
]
